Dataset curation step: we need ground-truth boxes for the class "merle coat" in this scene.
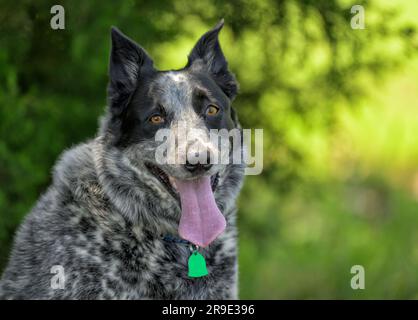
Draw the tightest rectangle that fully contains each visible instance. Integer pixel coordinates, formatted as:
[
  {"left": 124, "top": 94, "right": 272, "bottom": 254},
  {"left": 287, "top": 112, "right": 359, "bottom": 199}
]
[{"left": 0, "top": 20, "right": 244, "bottom": 299}]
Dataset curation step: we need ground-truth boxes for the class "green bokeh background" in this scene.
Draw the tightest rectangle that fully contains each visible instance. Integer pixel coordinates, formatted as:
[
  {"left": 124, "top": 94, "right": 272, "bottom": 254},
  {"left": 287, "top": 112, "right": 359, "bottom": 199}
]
[{"left": 1, "top": 0, "right": 418, "bottom": 299}]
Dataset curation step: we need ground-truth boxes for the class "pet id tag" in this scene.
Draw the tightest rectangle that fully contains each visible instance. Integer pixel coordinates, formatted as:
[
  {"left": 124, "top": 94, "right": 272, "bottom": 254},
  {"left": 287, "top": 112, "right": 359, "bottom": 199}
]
[{"left": 188, "top": 249, "right": 208, "bottom": 278}]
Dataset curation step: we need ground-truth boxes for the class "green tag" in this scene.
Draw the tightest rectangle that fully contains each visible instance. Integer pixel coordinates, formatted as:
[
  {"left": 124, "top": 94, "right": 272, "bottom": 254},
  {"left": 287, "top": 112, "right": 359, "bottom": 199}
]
[{"left": 188, "top": 250, "right": 208, "bottom": 278}]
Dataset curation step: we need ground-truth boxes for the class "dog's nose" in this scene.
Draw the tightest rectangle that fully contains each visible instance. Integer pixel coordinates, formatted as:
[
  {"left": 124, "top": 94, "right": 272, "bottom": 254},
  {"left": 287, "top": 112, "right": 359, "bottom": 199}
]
[{"left": 184, "top": 155, "right": 212, "bottom": 172}]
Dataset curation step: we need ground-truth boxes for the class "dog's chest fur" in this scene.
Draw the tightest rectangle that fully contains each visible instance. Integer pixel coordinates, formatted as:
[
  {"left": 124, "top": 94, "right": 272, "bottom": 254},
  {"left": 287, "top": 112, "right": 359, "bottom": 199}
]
[{"left": 0, "top": 141, "right": 239, "bottom": 299}]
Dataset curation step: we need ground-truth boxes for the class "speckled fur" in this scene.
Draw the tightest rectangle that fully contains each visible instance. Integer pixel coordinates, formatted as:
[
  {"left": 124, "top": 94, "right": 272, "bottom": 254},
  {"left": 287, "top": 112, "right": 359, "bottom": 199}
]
[{"left": 0, "top": 22, "right": 244, "bottom": 300}]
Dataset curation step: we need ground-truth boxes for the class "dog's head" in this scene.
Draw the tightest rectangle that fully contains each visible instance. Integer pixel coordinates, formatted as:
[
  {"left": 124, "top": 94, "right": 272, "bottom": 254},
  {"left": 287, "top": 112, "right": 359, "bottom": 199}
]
[{"left": 99, "top": 21, "right": 244, "bottom": 246}]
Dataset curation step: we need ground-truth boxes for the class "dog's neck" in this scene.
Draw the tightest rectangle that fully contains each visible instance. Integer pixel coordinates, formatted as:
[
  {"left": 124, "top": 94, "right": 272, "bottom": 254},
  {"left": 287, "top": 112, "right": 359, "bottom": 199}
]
[{"left": 92, "top": 136, "right": 179, "bottom": 236}]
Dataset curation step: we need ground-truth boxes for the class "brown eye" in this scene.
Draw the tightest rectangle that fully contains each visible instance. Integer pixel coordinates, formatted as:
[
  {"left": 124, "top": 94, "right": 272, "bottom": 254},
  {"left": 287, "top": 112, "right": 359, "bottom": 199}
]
[
  {"left": 150, "top": 115, "right": 164, "bottom": 124},
  {"left": 206, "top": 105, "right": 219, "bottom": 116}
]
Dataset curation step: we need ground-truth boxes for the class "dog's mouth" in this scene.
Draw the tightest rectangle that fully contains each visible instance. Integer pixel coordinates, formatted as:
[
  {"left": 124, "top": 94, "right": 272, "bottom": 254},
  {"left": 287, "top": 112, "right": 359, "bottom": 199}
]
[
  {"left": 145, "top": 163, "right": 219, "bottom": 199},
  {"left": 144, "top": 162, "right": 224, "bottom": 248}
]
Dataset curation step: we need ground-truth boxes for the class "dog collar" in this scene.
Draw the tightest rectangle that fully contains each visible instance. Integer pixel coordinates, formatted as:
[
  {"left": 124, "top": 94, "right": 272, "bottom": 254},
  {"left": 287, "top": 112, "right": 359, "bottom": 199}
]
[
  {"left": 162, "top": 234, "right": 191, "bottom": 245},
  {"left": 162, "top": 235, "right": 208, "bottom": 278}
]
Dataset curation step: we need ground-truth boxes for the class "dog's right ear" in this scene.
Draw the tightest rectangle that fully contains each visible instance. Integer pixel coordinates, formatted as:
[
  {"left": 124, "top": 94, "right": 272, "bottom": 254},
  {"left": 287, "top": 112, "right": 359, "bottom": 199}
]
[
  {"left": 187, "top": 20, "right": 238, "bottom": 100},
  {"left": 108, "top": 27, "right": 154, "bottom": 115}
]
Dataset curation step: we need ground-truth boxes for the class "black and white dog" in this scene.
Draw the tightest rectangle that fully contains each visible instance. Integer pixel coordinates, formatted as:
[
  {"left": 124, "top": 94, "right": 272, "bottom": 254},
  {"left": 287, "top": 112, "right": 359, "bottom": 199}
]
[{"left": 0, "top": 20, "right": 244, "bottom": 299}]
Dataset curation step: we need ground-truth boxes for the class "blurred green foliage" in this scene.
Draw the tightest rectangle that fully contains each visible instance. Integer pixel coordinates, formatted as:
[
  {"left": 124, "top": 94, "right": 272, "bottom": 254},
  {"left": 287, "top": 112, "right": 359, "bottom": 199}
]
[{"left": 1, "top": 0, "right": 418, "bottom": 298}]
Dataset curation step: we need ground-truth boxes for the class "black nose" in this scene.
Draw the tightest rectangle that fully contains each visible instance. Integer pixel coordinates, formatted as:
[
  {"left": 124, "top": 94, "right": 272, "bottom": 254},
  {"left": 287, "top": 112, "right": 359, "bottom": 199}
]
[{"left": 184, "top": 156, "right": 212, "bottom": 172}]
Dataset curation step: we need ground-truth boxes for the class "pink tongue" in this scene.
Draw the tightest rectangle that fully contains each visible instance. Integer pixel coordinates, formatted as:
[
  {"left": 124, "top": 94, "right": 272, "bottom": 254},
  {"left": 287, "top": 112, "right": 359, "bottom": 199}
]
[{"left": 175, "top": 176, "right": 226, "bottom": 247}]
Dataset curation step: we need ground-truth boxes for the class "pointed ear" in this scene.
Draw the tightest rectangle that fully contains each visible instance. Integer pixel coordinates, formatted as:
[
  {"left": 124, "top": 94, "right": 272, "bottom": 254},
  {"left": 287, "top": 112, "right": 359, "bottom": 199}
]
[
  {"left": 108, "top": 27, "right": 154, "bottom": 115},
  {"left": 187, "top": 20, "right": 238, "bottom": 99}
]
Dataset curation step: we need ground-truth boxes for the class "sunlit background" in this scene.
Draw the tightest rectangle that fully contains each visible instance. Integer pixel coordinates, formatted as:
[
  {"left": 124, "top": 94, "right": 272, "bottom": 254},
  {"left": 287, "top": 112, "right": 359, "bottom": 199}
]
[{"left": 0, "top": 0, "right": 417, "bottom": 299}]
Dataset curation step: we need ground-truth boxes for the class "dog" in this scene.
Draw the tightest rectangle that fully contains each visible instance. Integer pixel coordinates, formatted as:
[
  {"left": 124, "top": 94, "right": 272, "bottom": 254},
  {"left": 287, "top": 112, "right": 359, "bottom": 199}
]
[{"left": 0, "top": 20, "right": 245, "bottom": 299}]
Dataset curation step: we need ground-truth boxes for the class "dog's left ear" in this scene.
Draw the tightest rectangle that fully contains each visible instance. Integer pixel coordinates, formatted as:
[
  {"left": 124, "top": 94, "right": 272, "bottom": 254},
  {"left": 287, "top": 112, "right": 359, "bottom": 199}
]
[
  {"left": 187, "top": 19, "right": 238, "bottom": 100},
  {"left": 108, "top": 27, "right": 154, "bottom": 115}
]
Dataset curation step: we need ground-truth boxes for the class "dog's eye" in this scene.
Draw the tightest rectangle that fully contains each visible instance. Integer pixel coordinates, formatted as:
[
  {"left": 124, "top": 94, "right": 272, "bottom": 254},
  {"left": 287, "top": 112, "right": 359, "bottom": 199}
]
[
  {"left": 206, "top": 105, "right": 219, "bottom": 116},
  {"left": 150, "top": 115, "right": 164, "bottom": 124}
]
